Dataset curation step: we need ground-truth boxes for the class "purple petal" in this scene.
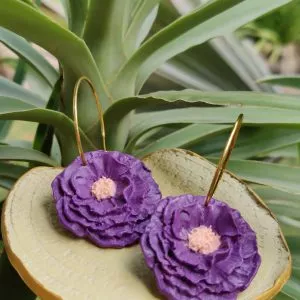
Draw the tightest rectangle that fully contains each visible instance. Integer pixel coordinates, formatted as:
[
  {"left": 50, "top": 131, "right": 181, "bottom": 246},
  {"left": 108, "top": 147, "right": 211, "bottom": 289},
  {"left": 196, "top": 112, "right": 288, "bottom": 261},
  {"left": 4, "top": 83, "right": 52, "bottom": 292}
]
[{"left": 52, "top": 150, "right": 161, "bottom": 248}]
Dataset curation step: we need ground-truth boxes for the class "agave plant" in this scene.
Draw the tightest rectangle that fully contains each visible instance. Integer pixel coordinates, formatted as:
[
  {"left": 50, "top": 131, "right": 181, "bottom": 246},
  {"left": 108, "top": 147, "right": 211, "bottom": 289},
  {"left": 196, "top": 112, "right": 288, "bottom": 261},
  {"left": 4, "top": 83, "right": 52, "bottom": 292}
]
[{"left": 0, "top": 0, "right": 300, "bottom": 298}]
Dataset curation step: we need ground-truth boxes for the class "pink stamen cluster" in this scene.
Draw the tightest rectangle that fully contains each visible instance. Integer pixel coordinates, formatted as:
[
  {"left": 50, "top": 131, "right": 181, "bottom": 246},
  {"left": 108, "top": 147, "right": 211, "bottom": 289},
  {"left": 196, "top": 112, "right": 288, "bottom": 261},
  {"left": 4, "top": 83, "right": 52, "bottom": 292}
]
[
  {"left": 188, "top": 226, "right": 221, "bottom": 254},
  {"left": 91, "top": 177, "right": 116, "bottom": 200}
]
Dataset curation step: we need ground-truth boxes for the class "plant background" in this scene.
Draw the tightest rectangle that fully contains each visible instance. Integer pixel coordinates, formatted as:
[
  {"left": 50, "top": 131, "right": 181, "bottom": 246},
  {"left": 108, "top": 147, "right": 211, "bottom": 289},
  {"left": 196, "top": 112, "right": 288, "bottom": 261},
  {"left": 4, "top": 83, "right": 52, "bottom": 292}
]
[{"left": 0, "top": 0, "right": 300, "bottom": 299}]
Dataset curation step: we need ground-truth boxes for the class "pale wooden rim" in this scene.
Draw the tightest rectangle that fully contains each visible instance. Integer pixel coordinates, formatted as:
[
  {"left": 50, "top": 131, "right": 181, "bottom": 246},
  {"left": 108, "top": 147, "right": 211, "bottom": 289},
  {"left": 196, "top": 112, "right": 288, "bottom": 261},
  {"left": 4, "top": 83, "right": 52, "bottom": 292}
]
[{"left": 1, "top": 167, "right": 63, "bottom": 300}]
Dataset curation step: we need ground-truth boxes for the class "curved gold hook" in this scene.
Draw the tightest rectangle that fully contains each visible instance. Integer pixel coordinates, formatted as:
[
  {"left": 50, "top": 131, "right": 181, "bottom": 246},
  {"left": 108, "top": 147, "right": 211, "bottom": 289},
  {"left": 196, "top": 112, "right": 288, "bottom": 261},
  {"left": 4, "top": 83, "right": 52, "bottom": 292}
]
[
  {"left": 73, "top": 76, "right": 106, "bottom": 165},
  {"left": 204, "top": 114, "right": 244, "bottom": 206}
]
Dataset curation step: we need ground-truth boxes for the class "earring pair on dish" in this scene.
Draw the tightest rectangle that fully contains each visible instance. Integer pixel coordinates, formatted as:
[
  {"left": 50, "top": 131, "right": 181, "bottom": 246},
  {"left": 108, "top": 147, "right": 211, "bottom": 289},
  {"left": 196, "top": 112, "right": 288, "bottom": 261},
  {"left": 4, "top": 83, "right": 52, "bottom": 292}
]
[{"left": 51, "top": 77, "right": 260, "bottom": 300}]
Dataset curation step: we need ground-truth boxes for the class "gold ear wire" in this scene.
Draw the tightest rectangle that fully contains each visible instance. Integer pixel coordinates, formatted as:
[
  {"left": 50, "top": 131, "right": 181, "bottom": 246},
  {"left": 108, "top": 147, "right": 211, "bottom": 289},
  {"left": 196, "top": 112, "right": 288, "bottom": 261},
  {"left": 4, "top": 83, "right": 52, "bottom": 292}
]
[
  {"left": 204, "top": 114, "right": 244, "bottom": 206},
  {"left": 73, "top": 76, "right": 106, "bottom": 165}
]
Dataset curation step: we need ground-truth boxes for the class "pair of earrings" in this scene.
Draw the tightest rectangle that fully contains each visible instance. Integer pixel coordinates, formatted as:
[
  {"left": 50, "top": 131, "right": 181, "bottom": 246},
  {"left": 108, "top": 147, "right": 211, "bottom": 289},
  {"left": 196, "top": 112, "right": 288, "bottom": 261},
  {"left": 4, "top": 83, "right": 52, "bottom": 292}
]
[{"left": 51, "top": 77, "right": 260, "bottom": 300}]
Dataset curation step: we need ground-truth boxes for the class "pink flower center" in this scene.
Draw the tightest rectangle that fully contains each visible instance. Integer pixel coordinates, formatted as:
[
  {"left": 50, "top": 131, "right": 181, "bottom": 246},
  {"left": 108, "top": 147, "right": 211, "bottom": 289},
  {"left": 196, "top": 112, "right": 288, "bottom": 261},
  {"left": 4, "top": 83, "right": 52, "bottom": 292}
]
[
  {"left": 91, "top": 177, "right": 116, "bottom": 200},
  {"left": 188, "top": 226, "right": 221, "bottom": 255}
]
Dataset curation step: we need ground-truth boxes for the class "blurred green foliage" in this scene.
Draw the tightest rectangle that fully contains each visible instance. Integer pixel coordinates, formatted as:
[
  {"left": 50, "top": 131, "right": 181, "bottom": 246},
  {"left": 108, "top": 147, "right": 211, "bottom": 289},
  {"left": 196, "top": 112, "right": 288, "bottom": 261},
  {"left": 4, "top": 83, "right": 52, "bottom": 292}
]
[
  {"left": 239, "top": 0, "right": 300, "bottom": 62},
  {"left": 254, "top": 0, "right": 300, "bottom": 44}
]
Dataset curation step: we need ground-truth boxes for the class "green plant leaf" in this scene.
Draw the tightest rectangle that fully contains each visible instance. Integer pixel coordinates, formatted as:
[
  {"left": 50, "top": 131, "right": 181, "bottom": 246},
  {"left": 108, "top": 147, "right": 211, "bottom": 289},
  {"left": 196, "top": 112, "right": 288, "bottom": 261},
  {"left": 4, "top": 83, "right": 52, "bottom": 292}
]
[
  {"left": 253, "top": 186, "right": 300, "bottom": 235},
  {"left": 282, "top": 277, "right": 300, "bottom": 299},
  {"left": 156, "top": 61, "right": 223, "bottom": 91},
  {"left": 0, "top": 117, "right": 10, "bottom": 141},
  {"left": 0, "top": 177, "right": 15, "bottom": 190},
  {"left": 231, "top": 38, "right": 272, "bottom": 88},
  {"left": 209, "top": 159, "right": 300, "bottom": 194},
  {"left": 123, "top": 0, "right": 160, "bottom": 57},
  {"left": 253, "top": 186, "right": 300, "bottom": 201},
  {"left": 154, "top": 3, "right": 255, "bottom": 92},
  {"left": 9, "top": 57, "right": 27, "bottom": 140},
  {"left": 170, "top": 1, "right": 273, "bottom": 92},
  {"left": 0, "top": 139, "right": 32, "bottom": 149},
  {"left": 0, "top": 121, "right": 10, "bottom": 140},
  {"left": 141, "top": 69, "right": 184, "bottom": 92},
  {"left": 268, "top": 202, "right": 300, "bottom": 221},
  {"left": 20, "top": 0, "right": 37, "bottom": 8},
  {"left": 276, "top": 291, "right": 297, "bottom": 299},
  {"left": 153, "top": 38, "right": 271, "bottom": 91},
  {"left": 0, "top": 27, "right": 58, "bottom": 86},
  {"left": 12, "top": 58, "right": 26, "bottom": 85},
  {"left": 0, "top": 52, "right": 40, "bottom": 140},
  {"left": 146, "top": 90, "right": 300, "bottom": 110},
  {"left": 255, "top": 186, "right": 300, "bottom": 217},
  {"left": 105, "top": 90, "right": 300, "bottom": 151},
  {"left": 286, "top": 237, "right": 300, "bottom": 262},
  {"left": 113, "top": 0, "right": 293, "bottom": 96},
  {"left": 265, "top": 199, "right": 300, "bottom": 221},
  {"left": 24, "top": 65, "right": 53, "bottom": 102},
  {"left": 210, "top": 36, "right": 271, "bottom": 92},
  {"left": 0, "top": 163, "right": 28, "bottom": 179},
  {"left": 0, "top": 206, "right": 2, "bottom": 237},
  {"left": 133, "top": 124, "right": 229, "bottom": 157},
  {"left": 267, "top": 145, "right": 299, "bottom": 159},
  {"left": 0, "top": 251, "right": 36, "bottom": 300},
  {"left": 0, "top": 57, "right": 18, "bottom": 66},
  {"left": 0, "top": 0, "right": 112, "bottom": 118},
  {"left": 258, "top": 75, "right": 300, "bottom": 89},
  {"left": 83, "top": 0, "right": 129, "bottom": 81},
  {"left": 0, "top": 76, "right": 45, "bottom": 107},
  {"left": 0, "top": 44, "right": 40, "bottom": 139},
  {"left": 33, "top": 76, "right": 62, "bottom": 157},
  {"left": 60, "top": 0, "right": 89, "bottom": 36},
  {"left": 0, "top": 96, "right": 96, "bottom": 165},
  {"left": 209, "top": 126, "right": 300, "bottom": 159},
  {"left": 137, "top": 124, "right": 300, "bottom": 160},
  {"left": 279, "top": 217, "right": 300, "bottom": 236},
  {"left": 0, "top": 145, "right": 58, "bottom": 166},
  {"left": 129, "top": 107, "right": 300, "bottom": 154},
  {"left": 0, "top": 95, "right": 35, "bottom": 110}
]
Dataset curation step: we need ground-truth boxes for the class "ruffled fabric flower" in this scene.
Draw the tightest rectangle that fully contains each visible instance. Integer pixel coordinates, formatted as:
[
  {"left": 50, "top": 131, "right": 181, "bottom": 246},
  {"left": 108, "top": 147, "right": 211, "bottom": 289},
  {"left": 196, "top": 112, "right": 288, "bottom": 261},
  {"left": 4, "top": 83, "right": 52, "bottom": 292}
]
[
  {"left": 141, "top": 195, "right": 261, "bottom": 300},
  {"left": 52, "top": 150, "right": 161, "bottom": 248}
]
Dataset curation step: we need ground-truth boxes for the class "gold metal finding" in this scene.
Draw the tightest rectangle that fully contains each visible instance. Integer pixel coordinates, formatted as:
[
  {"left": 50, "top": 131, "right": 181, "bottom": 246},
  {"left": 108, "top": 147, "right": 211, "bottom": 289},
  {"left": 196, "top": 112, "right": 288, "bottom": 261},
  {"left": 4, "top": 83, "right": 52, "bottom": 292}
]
[
  {"left": 204, "top": 114, "right": 244, "bottom": 206},
  {"left": 73, "top": 76, "right": 106, "bottom": 165}
]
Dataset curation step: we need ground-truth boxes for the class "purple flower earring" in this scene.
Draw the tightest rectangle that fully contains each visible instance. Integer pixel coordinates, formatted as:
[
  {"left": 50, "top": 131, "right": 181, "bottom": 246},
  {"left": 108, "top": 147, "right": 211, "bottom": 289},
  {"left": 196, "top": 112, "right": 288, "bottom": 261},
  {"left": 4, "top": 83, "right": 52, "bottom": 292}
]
[
  {"left": 141, "top": 115, "right": 261, "bottom": 300},
  {"left": 51, "top": 77, "right": 161, "bottom": 248}
]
